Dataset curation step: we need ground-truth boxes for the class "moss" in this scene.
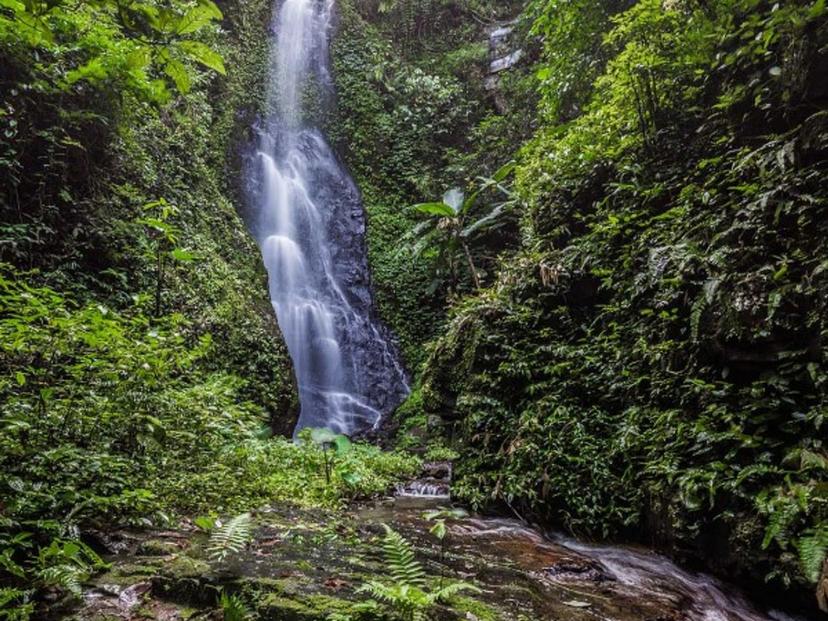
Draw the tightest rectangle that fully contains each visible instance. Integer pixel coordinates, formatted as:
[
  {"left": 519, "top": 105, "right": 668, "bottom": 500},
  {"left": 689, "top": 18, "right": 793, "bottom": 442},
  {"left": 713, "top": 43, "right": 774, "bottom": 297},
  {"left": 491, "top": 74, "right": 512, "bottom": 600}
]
[
  {"left": 327, "top": 0, "right": 536, "bottom": 380},
  {"left": 257, "top": 593, "right": 358, "bottom": 621},
  {"left": 241, "top": 576, "right": 308, "bottom": 597},
  {"left": 448, "top": 595, "right": 499, "bottom": 621},
  {"left": 88, "top": 561, "right": 167, "bottom": 589},
  {"left": 137, "top": 539, "right": 183, "bottom": 557},
  {"left": 151, "top": 555, "right": 218, "bottom": 606},
  {"left": 162, "top": 555, "right": 212, "bottom": 581}
]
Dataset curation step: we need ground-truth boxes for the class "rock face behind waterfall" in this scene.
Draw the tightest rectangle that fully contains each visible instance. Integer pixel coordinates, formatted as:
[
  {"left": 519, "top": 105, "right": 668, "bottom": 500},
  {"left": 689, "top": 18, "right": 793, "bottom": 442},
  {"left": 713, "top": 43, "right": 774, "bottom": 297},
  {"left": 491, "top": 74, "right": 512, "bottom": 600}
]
[
  {"left": 287, "top": 130, "right": 409, "bottom": 418},
  {"left": 244, "top": 0, "right": 408, "bottom": 435}
]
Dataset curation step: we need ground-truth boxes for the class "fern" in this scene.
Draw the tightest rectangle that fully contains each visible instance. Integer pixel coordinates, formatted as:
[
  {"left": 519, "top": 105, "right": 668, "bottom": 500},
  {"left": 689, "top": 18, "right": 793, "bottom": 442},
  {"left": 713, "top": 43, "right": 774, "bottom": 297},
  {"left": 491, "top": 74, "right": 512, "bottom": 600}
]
[
  {"left": 219, "top": 591, "right": 251, "bottom": 621},
  {"left": 39, "top": 564, "right": 85, "bottom": 597},
  {"left": 357, "top": 526, "right": 480, "bottom": 621},
  {"left": 0, "top": 588, "right": 34, "bottom": 620},
  {"left": 427, "top": 580, "right": 478, "bottom": 603},
  {"left": 207, "top": 513, "right": 253, "bottom": 563},
  {"left": 380, "top": 525, "right": 426, "bottom": 587},
  {"left": 798, "top": 524, "right": 828, "bottom": 583}
]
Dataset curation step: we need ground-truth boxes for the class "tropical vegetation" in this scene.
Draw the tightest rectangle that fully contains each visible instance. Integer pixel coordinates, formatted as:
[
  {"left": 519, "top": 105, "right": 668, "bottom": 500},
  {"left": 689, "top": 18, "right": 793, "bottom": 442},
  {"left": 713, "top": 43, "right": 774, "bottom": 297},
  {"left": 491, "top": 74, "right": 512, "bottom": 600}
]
[{"left": 1, "top": 0, "right": 827, "bottom": 617}]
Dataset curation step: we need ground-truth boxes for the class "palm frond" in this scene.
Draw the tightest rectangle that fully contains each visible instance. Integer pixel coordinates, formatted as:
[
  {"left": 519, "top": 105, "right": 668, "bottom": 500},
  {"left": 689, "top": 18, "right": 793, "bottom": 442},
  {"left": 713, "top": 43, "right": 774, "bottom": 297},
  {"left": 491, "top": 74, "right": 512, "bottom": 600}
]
[{"left": 207, "top": 513, "right": 253, "bottom": 563}]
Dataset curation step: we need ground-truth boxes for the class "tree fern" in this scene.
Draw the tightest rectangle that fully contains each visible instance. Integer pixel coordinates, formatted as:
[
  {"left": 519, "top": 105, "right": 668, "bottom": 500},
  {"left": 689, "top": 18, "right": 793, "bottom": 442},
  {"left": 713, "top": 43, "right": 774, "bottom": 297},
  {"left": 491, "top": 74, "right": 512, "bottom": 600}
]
[
  {"left": 380, "top": 524, "right": 426, "bottom": 587},
  {"left": 207, "top": 513, "right": 253, "bottom": 563}
]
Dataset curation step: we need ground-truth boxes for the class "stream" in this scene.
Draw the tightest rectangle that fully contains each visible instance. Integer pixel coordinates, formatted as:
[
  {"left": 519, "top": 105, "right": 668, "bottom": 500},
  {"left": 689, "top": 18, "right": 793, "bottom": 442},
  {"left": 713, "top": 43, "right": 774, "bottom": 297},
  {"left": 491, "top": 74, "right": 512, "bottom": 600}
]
[
  {"left": 364, "top": 464, "right": 805, "bottom": 621},
  {"left": 66, "top": 463, "right": 809, "bottom": 621}
]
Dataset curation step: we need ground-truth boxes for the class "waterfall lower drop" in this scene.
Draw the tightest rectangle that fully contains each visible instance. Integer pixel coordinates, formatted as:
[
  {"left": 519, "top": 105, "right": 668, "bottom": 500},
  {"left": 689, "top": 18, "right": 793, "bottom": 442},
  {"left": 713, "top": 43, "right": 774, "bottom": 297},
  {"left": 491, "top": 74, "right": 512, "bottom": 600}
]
[{"left": 247, "top": 0, "right": 409, "bottom": 435}]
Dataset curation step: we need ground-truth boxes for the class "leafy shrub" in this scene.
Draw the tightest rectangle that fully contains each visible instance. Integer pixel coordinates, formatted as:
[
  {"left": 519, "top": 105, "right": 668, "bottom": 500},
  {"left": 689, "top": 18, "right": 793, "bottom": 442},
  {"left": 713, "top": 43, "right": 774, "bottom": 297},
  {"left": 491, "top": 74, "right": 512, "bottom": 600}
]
[{"left": 0, "top": 269, "right": 419, "bottom": 617}]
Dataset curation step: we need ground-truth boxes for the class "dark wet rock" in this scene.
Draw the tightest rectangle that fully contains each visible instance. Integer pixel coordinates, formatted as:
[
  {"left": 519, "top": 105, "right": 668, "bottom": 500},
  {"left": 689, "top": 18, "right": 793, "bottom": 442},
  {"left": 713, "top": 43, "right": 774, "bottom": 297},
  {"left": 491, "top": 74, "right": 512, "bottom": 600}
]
[
  {"left": 393, "top": 460, "right": 453, "bottom": 508},
  {"left": 243, "top": 126, "right": 409, "bottom": 432},
  {"left": 541, "top": 557, "right": 614, "bottom": 583},
  {"left": 83, "top": 529, "right": 141, "bottom": 556},
  {"left": 151, "top": 555, "right": 218, "bottom": 606},
  {"left": 422, "top": 461, "right": 452, "bottom": 481}
]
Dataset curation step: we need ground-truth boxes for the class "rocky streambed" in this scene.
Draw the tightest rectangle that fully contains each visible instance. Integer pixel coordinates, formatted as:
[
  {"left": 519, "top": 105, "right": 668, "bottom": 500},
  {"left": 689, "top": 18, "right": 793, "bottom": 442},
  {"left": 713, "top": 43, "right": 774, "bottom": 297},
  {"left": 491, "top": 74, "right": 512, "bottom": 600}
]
[{"left": 53, "top": 466, "right": 805, "bottom": 621}]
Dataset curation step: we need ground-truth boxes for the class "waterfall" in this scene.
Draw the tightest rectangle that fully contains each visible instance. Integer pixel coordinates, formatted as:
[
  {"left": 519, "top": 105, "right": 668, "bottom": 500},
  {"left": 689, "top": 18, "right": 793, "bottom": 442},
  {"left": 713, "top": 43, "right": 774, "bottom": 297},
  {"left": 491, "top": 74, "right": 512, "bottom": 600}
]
[{"left": 246, "top": 0, "right": 409, "bottom": 435}]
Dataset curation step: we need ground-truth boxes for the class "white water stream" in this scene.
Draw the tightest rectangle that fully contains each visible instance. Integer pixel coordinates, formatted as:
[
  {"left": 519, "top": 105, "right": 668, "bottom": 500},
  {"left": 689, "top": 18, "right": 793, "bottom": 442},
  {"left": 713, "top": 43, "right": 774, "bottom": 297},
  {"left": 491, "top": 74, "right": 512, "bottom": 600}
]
[{"left": 248, "top": 0, "right": 408, "bottom": 434}]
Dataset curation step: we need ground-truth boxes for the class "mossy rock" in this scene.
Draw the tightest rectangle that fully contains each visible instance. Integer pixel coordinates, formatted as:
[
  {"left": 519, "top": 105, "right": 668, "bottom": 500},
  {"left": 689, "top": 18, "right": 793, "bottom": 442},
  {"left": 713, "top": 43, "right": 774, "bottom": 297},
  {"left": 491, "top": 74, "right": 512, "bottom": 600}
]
[
  {"left": 240, "top": 575, "right": 309, "bottom": 597},
  {"left": 137, "top": 539, "right": 184, "bottom": 556},
  {"left": 93, "top": 562, "right": 164, "bottom": 587},
  {"left": 151, "top": 554, "right": 218, "bottom": 606},
  {"left": 257, "top": 593, "right": 360, "bottom": 621}
]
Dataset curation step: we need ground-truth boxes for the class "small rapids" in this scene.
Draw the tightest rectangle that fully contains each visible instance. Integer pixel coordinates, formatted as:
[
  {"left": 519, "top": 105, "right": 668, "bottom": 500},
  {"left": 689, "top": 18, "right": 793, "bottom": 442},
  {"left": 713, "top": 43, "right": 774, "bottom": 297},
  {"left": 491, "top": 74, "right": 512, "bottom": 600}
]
[{"left": 395, "top": 461, "right": 452, "bottom": 506}]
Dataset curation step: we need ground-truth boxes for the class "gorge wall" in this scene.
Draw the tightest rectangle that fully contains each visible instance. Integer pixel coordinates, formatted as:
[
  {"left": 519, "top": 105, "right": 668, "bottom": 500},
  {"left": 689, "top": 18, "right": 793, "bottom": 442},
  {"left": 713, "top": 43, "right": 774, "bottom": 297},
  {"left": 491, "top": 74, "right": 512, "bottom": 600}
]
[
  {"left": 326, "top": 0, "right": 828, "bottom": 611},
  {"left": 1, "top": 0, "right": 298, "bottom": 432}
]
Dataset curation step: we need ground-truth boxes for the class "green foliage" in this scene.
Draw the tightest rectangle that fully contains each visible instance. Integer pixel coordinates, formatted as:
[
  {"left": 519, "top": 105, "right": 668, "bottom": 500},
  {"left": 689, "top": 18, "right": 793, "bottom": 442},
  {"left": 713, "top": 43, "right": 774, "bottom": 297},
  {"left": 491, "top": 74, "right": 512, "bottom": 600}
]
[
  {"left": 378, "top": 525, "right": 426, "bottom": 588},
  {"left": 0, "top": 588, "right": 33, "bottom": 620},
  {"left": 416, "top": 0, "right": 828, "bottom": 600},
  {"left": 356, "top": 525, "right": 480, "bottom": 621},
  {"left": 0, "top": 0, "right": 225, "bottom": 103},
  {"left": 0, "top": 535, "right": 107, "bottom": 619},
  {"left": 207, "top": 513, "right": 254, "bottom": 563},
  {"left": 408, "top": 162, "right": 519, "bottom": 293},
  {"left": 220, "top": 591, "right": 252, "bottom": 621},
  {"left": 0, "top": 269, "right": 419, "bottom": 616},
  {"left": 798, "top": 524, "right": 828, "bottom": 583},
  {"left": 136, "top": 198, "right": 197, "bottom": 316},
  {"left": 328, "top": 0, "right": 533, "bottom": 373},
  {"left": 308, "top": 428, "right": 356, "bottom": 486}
]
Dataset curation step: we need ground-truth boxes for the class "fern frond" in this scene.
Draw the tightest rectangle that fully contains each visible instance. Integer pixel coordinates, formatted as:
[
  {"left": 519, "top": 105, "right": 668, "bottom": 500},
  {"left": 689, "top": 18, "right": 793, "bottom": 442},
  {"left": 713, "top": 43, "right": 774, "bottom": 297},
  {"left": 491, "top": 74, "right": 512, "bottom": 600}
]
[
  {"left": 798, "top": 524, "right": 828, "bottom": 583},
  {"left": 220, "top": 591, "right": 251, "bottom": 621},
  {"left": 0, "top": 587, "right": 30, "bottom": 609},
  {"left": 429, "top": 580, "right": 481, "bottom": 604},
  {"left": 207, "top": 513, "right": 253, "bottom": 563},
  {"left": 381, "top": 525, "right": 426, "bottom": 587},
  {"left": 357, "top": 581, "right": 402, "bottom": 606},
  {"left": 39, "top": 564, "right": 84, "bottom": 597},
  {"left": 75, "top": 539, "right": 107, "bottom": 570}
]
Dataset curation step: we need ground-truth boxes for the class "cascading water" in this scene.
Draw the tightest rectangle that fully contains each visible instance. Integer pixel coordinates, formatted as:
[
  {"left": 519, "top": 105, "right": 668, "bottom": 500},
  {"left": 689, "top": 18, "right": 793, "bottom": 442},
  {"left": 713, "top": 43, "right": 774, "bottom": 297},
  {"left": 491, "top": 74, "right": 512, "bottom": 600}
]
[{"left": 246, "top": 0, "right": 409, "bottom": 435}]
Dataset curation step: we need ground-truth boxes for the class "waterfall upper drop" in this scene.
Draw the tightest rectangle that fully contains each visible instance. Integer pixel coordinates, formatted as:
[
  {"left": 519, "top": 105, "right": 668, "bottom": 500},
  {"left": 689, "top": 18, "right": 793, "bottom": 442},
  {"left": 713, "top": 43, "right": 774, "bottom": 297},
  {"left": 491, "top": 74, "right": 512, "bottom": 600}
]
[{"left": 246, "top": 0, "right": 409, "bottom": 435}]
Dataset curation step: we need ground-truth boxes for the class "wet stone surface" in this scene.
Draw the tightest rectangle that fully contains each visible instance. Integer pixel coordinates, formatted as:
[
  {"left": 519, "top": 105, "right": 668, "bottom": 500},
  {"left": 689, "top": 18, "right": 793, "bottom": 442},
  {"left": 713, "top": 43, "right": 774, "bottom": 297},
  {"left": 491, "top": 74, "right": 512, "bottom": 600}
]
[{"left": 56, "top": 500, "right": 790, "bottom": 621}]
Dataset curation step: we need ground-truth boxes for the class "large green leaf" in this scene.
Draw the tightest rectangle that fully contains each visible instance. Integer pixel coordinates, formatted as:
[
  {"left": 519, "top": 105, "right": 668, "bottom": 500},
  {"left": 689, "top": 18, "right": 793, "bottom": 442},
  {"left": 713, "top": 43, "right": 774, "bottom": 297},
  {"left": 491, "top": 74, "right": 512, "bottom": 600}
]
[
  {"left": 310, "top": 427, "right": 337, "bottom": 446},
  {"left": 178, "top": 40, "right": 225, "bottom": 75},
  {"left": 175, "top": 0, "right": 222, "bottom": 35},
  {"left": 442, "top": 188, "right": 464, "bottom": 213},
  {"left": 163, "top": 58, "right": 191, "bottom": 93},
  {"left": 414, "top": 202, "right": 456, "bottom": 217},
  {"left": 492, "top": 160, "right": 516, "bottom": 182}
]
